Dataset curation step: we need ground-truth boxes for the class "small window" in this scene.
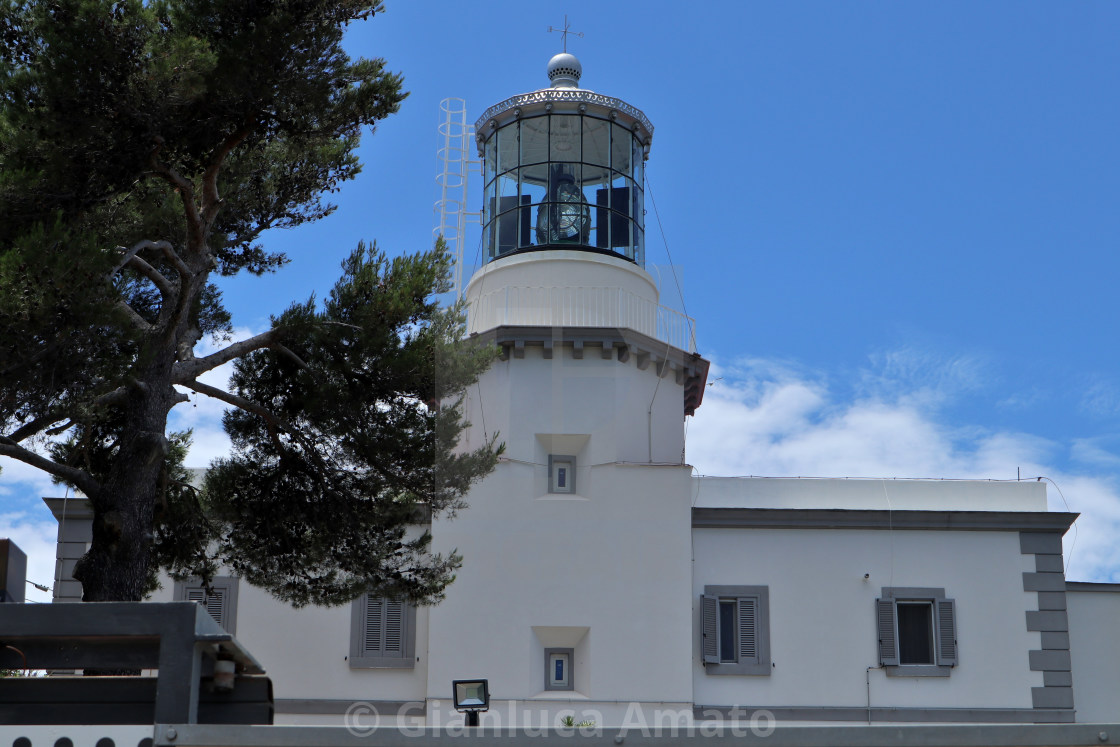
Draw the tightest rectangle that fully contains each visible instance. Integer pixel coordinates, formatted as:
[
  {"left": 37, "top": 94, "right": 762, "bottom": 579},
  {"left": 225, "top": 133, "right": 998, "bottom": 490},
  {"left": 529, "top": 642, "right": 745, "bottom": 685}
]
[
  {"left": 545, "top": 647, "right": 573, "bottom": 691},
  {"left": 350, "top": 594, "right": 416, "bottom": 669},
  {"left": 549, "top": 455, "right": 576, "bottom": 494},
  {"left": 877, "top": 587, "right": 957, "bottom": 676},
  {"left": 701, "top": 585, "right": 770, "bottom": 676},
  {"left": 174, "top": 576, "right": 238, "bottom": 635}
]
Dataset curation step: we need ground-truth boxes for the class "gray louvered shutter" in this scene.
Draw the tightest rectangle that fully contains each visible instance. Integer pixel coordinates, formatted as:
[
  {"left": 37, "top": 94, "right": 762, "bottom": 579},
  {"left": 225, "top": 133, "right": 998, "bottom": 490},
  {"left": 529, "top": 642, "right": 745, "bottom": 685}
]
[
  {"left": 876, "top": 598, "right": 899, "bottom": 666},
  {"left": 363, "top": 596, "right": 406, "bottom": 659},
  {"left": 383, "top": 600, "right": 405, "bottom": 656},
  {"left": 364, "top": 596, "right": 384, "bottom": 655},
  {"left": 738, "top": 597, "right": 757, "bottom": 662},
  {"left": 701, "top": 594, "right": 719, "bottom": 664},
  {"left": 187, "top": 587, "right": 226, "bottom": 629},
  {"left": 936, "top": 598, "right": 958, "bottom": 666}
]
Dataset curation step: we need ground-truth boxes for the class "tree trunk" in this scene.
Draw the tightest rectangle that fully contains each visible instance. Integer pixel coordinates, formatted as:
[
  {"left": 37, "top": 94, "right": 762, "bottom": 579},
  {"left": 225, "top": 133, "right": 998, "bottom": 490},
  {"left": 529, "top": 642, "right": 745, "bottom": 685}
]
[{"left": 73, "top": 347, "right": 180, "bottom": 601}]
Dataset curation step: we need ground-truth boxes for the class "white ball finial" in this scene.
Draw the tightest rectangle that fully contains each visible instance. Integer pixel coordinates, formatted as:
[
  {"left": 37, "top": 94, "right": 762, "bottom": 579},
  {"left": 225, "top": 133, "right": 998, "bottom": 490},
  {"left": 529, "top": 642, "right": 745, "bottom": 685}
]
[{"left": 547, "top": 53, "right": 582, "bottom": 88}]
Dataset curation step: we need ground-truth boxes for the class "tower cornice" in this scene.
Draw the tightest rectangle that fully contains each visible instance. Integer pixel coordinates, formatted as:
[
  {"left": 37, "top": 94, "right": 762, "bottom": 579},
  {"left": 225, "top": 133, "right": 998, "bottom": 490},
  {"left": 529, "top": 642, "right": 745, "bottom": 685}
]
[
  {"left": 474, "top": 88, "right": 654, "bottom": 158},
  {"left": 472, "top": 325, "right": 709, "bottom": 417}
]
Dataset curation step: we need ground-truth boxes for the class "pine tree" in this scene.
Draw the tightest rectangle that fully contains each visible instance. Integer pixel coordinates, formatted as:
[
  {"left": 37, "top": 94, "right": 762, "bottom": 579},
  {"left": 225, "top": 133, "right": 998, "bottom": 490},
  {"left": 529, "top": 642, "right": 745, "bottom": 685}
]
[{"left": 0, "top": 0, "right": 498, "bottom": 606}]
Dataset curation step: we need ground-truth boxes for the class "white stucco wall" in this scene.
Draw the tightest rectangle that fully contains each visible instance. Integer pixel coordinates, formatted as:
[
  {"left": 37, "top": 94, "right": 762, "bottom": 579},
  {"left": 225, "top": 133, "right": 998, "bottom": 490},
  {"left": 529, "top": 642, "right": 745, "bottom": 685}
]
[
  {"left": 691, "top": 527, "right": 1042, "bottom": 710},
  {"left": 458, "top": 343, "right": 686, "bottom": 466},
  {"left": 1067, "top": 586, "right": 1120, "bottom": 722},
  {"left": 465, "top": 251, "right": 660, "bottom": 329},
  {"left": 693, "top": 477, "right": 1048, "bottom": 512},
  {"left": 426, "top": 462, "right": 694, "bottom": 716},
  {"left": 147, "top": 570, "right": 429, "bottom": 706},
  {"left": 428, "top": 269, "right": 698, "bottom": 722}
]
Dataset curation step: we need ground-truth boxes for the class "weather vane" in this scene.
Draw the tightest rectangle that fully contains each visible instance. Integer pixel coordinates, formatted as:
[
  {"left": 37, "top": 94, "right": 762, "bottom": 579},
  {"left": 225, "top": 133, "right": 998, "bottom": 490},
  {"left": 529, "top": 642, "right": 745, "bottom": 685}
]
[{"left": 548, "top": 15, "right": 584, "bottom": 53}]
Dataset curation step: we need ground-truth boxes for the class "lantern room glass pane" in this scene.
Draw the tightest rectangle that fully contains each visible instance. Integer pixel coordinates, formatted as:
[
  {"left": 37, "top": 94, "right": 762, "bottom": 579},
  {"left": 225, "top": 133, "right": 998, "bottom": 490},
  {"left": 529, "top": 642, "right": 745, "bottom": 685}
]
[
  {"left": 521, "top": 174, "right": 546, "bottom": 247},
  {"left": 520, "top": 116, "right": 549, "bottom": 166},
  {"left": 498, "top": 171, "right": 518, "bottom": 199},
  {"left": 583, "top": 117, "right": 610, "bottom": 167},
  {"left": 612, "top": 210, "right": 632, "bottom": 254},
  {"left": 483, "top": 177, "right": 496, "bottom": 220},
  {"left": 548, "top": 163, "right": 579, "bottom": 201},
  {"left": 496, "top": 123, "right": 519, "bottom": 175},
  {"left": 484, "top": 135, "right": 497, "bottom": 186},
  {"left": 611, "top": 172, "right": 630, "bottom": 204},
  {"left": 611, "top": 123, "right": 632, "bottom": 175},
  {"left": 550, "top": 115, "right": 580, "bottom": 161},
  {"left": 632, "top": 137, "right": 644, "bottom": 189}
]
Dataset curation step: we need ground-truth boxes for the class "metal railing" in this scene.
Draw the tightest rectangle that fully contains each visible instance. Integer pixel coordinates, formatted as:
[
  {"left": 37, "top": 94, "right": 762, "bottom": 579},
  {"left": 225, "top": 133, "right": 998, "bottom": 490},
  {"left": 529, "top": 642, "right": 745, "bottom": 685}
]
[{"left": 468, "top": 285, "right": 697, "bottom": 353}]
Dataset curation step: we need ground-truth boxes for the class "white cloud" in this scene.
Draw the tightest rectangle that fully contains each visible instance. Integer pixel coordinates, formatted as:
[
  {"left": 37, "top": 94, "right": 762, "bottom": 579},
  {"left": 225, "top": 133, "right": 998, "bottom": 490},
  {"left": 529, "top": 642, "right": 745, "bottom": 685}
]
[
  {"left": 0, "top": 454, "right": 59, "bottom": 502},
  {"left": 1080, "top": 377, "right": 1120, "bottom": 419},
  {"left": 859, "top": 346, "right": 987, "bottom": 409},
  {"left": 687, "top": 352, "right": 1120, "bottom": 584},
  {"left": 0, "top": 512, "right": 60, "bottom": 604}
]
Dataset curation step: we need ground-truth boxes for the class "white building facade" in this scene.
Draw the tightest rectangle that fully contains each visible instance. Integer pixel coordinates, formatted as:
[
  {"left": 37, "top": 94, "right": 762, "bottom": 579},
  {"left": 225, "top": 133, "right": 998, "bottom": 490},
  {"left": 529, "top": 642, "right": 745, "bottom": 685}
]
[{"left": 43, "top": 53, "right": 1120, "bottom": 729}]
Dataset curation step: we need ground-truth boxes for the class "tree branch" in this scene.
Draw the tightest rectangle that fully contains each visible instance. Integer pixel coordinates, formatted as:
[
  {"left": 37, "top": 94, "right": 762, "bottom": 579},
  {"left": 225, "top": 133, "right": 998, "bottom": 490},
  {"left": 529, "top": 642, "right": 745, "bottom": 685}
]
[
  {"left": 92, "top": 387, "right": 128, "bottom": 409},
  {"left": 201, "top": 125, "right": 253, "bottom": 225},
  {"left": 181, "top": 380, "right": 286, "bottom": 453},
  {"left": 272, "top": 343, "right": 310, "bottom": 370},
  {"left": 6, "top": 413, "right": 68, "bottom": 443},
  {"left": 124, "top": 253, "right": 175, "bottom": 296},
  {"left": 172, "top": 328, "right": 281, "bottom": 382},
  {"left": 182, "top": 380, "right": 278, "bottom": 426},
  {"left": 0, "top": 439, "right": 99, "bottom": 497},
  {"left": 117, "top": 299, "right": 153, "bottom": 332},
  {"left": 45, "top": 419, "right": 74, "bottom": 436},
  {"left": 5, "top": 386, "right": 129, "bottom": 443},
  {"left": 111, "top": 240, "right": 175, "bottom": 281},
  {"left": 156, "top": 242, "right": 192, "bottom": 284},
  {"left": 148, "top": 137, "right": 205, "bottom": 251}
]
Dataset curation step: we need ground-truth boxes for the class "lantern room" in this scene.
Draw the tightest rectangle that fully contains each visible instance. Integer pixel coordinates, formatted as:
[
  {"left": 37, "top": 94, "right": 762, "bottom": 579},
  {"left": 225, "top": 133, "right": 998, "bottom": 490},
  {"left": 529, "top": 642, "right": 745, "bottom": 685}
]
[{"left": 475, "top": 53, "right": 653, "bottom": 266}]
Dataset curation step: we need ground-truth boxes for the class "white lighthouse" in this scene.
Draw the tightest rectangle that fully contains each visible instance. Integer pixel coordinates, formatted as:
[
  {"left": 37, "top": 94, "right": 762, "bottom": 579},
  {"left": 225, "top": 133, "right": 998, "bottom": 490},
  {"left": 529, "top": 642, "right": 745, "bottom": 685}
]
[
  {"left": 36, "top": 45, "right": 1120, "bottom": 736},
  {"left": 424, "top": 52, "right": 709, "bottom": 725}
]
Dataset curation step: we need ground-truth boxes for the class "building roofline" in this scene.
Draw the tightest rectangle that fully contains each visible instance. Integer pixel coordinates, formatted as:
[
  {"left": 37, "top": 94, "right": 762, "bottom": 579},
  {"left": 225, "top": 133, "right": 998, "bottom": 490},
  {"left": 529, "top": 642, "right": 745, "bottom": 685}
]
[
  {"left": 1066, "top": 581, "right": 1120, "bottom": 592},
  {"left": 692, "top": 507, "right": 1078, "bottom": 533}
]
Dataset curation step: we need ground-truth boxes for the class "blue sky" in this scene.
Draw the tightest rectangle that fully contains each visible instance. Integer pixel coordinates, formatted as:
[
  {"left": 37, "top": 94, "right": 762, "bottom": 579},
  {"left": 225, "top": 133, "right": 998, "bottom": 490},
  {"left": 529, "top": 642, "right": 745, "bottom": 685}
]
[{"left": 4, "top": 1, "right": 1120, "bottom": 600}]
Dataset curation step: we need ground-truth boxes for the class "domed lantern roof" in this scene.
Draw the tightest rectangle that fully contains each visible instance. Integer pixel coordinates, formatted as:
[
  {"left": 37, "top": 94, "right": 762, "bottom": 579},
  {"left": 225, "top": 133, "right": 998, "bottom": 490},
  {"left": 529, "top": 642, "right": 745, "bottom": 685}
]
[
  {"left": 475, "top": 54, "right": 654, "bottom": 266},
  {"left": 546, "top": 52, "right": 582, "bottom": 88}
]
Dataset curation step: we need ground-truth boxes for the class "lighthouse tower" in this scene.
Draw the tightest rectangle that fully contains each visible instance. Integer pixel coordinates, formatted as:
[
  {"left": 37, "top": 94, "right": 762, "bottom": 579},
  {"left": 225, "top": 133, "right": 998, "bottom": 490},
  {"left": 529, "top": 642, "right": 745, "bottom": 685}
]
[{"left": 425, "top": 53, "right": 710, "bottom": 725}]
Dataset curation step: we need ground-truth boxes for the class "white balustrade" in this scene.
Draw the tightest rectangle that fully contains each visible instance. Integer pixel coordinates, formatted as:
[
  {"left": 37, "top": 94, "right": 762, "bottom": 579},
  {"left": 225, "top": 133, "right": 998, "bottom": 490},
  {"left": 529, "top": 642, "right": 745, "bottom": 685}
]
[{"left": 468, "top": 286, "right": 697, "bottom": 353}]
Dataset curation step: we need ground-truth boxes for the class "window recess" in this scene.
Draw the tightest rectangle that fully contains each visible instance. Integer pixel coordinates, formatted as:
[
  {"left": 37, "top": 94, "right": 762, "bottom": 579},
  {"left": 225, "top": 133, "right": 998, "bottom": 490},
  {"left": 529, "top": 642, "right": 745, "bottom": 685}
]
[
  {"left": 548, "top": 455, "right": 576, "bottom": 494},
  {"left": 877, "top": 587, "right": 957, "bottom": 676},
  {"left": 174, "top": 576, "right": 239, "bottom": 635},
  {"left": 350, "top": 594, "right": 416, "bottom": 669},
  {"left": 701, "top": 585, "right": 770, "bottom": 676}
]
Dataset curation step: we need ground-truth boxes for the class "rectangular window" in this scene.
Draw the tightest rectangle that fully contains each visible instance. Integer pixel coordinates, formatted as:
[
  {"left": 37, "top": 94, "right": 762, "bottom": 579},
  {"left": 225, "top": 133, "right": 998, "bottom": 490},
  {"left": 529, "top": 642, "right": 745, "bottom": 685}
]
[
  {"left": 174, "top": 577, "right": 238, "bottom": 635},
  {"left": 548, "top": 455, "right": 576, "bottom": 494},
  {"left": 877, "top": 587, "right": 957, "bottom": 676},
  {"left": 718, "top": 600, "right": 737, "bottom": 662},
  {"left": 701, "top": 585, "right": 770, "bottom": 676},
  {"left": 350, "top": 594, "right": 416, "bottom": 669},
  {"left": 545, "top": 647, "right": 573, "bottom": 690},
  {"left": 896, "top": 601, "right": 934, "bottom": 665}
]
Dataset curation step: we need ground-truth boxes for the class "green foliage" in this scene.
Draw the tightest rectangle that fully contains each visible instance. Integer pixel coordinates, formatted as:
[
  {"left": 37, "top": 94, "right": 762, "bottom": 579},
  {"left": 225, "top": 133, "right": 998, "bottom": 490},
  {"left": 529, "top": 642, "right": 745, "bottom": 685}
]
[
  {"left": 0, "top": 217, "right": 138, "bottom": 435},
  {"left": 202, "top": 243, "right": 499, "bottom": 606},
  {"left": 0, "top": 0, "right": 498, "bottom": 604}
]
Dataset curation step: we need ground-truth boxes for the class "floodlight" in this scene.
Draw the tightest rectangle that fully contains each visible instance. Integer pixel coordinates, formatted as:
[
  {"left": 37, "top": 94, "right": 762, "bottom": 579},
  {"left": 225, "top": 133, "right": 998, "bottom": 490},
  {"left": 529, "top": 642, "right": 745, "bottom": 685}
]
[{"left": 452, "top": 678, "right": 489, "bottom": 726}]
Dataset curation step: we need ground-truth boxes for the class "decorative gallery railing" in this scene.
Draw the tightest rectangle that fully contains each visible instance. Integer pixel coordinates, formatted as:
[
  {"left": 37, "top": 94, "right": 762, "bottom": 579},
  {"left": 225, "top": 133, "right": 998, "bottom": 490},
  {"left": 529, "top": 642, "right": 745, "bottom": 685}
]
[{"left": 468, "top": 285, "right": 697, "bottom": 353}]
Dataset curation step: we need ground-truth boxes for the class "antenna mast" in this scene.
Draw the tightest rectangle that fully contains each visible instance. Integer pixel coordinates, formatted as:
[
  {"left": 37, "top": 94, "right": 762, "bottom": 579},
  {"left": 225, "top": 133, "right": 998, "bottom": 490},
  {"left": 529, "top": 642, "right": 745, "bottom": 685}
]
[{"left": 434, "top": 98, "right": 480, "bottom": 299}]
